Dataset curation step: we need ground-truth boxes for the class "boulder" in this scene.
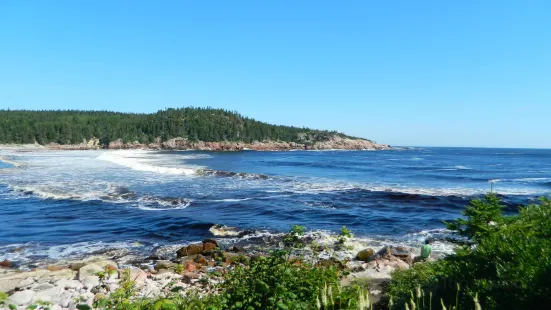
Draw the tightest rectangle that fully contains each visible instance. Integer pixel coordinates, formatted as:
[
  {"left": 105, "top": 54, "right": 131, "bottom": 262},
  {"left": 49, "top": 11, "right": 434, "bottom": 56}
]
[
  {"left": 193, "top": 255, "right": 208, "bottom": 266},
  {"left": 54, "top": 279, "right": 83, "bottom": 290},
  {"left": 184, "top": 261, "right": 198, "bottom": 272},
  {"left": 0, "top": 269, "right": 51, "bottom": 293},
  {"left": 17, "top": 277, "right": 35, "bottom": 288},
  {"left": 32, "top": 283, "right": 55, "bottom": 291},
  {"left": 356, "top": 248, "right": 375, "bottom": 261},
  {"left": 127, "top": 268, "right": 148, "bottom": 285},
  {"left": 78, "top": 263, "right": 104, "bottom": 281},
  {"left": 33, "top": 285, "right": 64, "bottom": 302},
  {"left": 176, "top": 244, "right": 203, "bottom": 257},
  {"left": 228, "top": 245, "right": 246, "bottom": 253},
  {"left": 0, "top": 259, "right": 13, "bottom": 268},
  {"left": 202, "top": 241, "right": 217, "bottom": 253},
  {"left": 8, "top": 290, "right": 36, "bottom": 305},
  {"left": 154, "top": 261, "right": 176, "bottom": 271},
  {"left": 82, "top": 276, "right": 100, "bottom": 289}
]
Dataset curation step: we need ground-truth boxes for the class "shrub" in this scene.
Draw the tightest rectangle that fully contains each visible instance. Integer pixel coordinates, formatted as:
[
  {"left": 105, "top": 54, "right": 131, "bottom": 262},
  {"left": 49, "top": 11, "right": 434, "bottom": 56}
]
[{"left": 389, "top": 195, "right": 551, "bottom": 310}]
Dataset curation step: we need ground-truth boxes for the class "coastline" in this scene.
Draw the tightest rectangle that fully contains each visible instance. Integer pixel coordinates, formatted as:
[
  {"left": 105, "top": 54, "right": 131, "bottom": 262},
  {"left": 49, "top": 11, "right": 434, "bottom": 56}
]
[
  {"left": 0, "top": 229, "right": 434, "bottom": 310},
  {"left": 2, "top": 136, "right": 391, "bottom": 152}
]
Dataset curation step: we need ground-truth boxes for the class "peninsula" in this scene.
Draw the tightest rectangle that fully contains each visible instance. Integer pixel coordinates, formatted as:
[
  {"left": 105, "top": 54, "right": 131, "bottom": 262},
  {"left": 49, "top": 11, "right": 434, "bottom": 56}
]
[{"left": 0, "top": 108, "right": 390, "bottom": 151}]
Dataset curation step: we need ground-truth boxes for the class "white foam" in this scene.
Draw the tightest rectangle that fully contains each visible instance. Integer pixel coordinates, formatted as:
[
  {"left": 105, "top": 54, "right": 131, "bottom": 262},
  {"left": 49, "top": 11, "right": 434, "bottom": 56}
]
[
  {"left": 136, "top": 196, "right": 192, "bottom": 210},
  {"left": 0, "top": 156, "right": 22, "bottom": 167},
  {"left": 284, "top": 179, "right": 546, "bottom": 197},
  {"left": 97, "top": 150, "right": 198, "bottom": 175}
]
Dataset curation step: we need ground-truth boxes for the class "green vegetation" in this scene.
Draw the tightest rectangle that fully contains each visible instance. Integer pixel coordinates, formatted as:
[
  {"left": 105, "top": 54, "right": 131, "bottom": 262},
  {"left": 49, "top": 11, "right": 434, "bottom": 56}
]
[
  {"left": 0, "top": 108, "right": 358, "bottom": 145},
  {"left": 388, "top": 194, "right": 551, "bottom": 310},
  {"left": 88, "top": 226, "right": 370, "bottom": 310}
]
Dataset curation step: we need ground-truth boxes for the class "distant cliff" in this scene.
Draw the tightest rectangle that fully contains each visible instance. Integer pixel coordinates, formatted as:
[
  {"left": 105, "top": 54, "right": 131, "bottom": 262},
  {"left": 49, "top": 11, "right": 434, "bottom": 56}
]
[{"left": 0, "top": 108, "right": 390, "bottom": 151}]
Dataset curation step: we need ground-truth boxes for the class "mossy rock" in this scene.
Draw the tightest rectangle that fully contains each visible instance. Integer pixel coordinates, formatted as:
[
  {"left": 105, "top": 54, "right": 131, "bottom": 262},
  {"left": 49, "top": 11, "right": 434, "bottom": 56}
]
[{"left": 356, "top": 248, "right": 375, "bottom": 261}]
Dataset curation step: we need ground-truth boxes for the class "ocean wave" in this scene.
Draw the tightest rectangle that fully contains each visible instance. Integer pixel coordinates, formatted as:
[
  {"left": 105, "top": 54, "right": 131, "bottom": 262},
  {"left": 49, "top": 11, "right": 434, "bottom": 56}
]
[
  {"left": 490, "top": 177, "right": 551, "bottom": 183},
  {"left": 136, "top": 196, "right": 192, "bottom": 210},
  {"left": 97, "top": 151, "right": 198, "bottom": 175},
  {"left": 284, "top": 180, "right": 545, "bottom": 197},
  {"left": 0, "top": 155, "right": 23, "bottom": 168}
]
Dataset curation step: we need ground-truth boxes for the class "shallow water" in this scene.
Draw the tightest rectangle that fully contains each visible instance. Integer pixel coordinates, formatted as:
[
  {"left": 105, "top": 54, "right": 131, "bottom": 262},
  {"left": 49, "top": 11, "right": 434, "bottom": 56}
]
[{"left": 1, "top": 147, "right": 550, "bottom": 264}]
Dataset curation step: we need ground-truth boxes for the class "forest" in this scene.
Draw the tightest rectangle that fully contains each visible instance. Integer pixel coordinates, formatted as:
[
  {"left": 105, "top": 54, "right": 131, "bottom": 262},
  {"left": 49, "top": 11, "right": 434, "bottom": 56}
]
[{"left": 0, "top": 108, "right": 356, "bottom": 146}]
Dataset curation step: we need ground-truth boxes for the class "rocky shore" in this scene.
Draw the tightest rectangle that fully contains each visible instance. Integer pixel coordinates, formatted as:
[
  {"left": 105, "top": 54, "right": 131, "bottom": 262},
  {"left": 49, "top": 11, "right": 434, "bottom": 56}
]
[
  {"left": 0, "top": 230, "right": 438, "bottom": 310},
  {"left": 45, "top": 135, "right": 391, "bottom": 151}
]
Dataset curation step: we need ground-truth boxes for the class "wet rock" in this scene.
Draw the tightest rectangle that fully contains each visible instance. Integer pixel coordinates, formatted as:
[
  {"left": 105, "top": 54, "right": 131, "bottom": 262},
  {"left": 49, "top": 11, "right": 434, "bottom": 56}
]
[
  {"left": 146, "top": 254, "right": 167, "bottom": 261},
  {"left": 227, "top": 245, "right": 246, "bottom": 253},
  {"left": 202, "top": 239, "right": 218, "bottom": 252},
  {"left": 8, "top": 289, "right": 36, "bottom": 305},
  {"left": 176, "top": 244, "right": 203, "bottom": 257},
  {"left": 0, "top": 259, "right": 13, "bottom": 268},
  {"left": 78, "top": 264, "right": 103, "bottom": 281},
  {"left": 356, "top": 248, "right": 375, "bottom": 261}
]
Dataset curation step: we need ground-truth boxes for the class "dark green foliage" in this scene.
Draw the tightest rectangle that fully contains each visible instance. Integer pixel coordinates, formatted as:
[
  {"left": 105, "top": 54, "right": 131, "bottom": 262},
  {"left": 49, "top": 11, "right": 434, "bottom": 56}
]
[
  {"left": 220, "top": 250, "right": 344, "bottom": 309},
  {"left": 0, "top": 108, "right": 358, "bottom": 145},
  {"left": 389, "top": 195, "right": 551, "bottom": 310},
  {"left": 444, "top": 193, "right": 507, "bottom": 243},
  {"left": 282, "top": 225, "right": 306, "bottom": 249}
]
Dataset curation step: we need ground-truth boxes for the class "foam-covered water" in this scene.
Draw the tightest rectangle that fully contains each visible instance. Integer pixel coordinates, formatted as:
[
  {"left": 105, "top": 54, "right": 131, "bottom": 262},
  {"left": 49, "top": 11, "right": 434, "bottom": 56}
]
[{"left": 1, "top": 147, "right": 550, "bottom": 264}]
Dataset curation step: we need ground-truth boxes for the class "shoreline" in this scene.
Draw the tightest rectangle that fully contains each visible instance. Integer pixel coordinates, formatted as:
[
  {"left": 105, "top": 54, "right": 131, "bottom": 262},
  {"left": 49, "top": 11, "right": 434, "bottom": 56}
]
[
  {"left": 0, "top": 230, "right": 436, "bottom": 310},
  {"left": 1, "top": 136, "right": 392, "bottom": 152}
]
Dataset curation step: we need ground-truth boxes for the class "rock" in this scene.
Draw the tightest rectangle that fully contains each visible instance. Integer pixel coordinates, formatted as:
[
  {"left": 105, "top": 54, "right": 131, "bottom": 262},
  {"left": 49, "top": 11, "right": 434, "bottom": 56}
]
[
  {"left": 82, "top": 276, "right": 99, "bottom": 289},
  {"left": 69, "top": 262, "right": 86, "bottom": 271},
  {"left": 33, "top": 285, "right": 64, "bottom": 302},
  {"left": 356, "top": 248, "right": 375, "bottom": 261},
  {"left": 78, "top": 264, "right": 103, "bottom": 281},
  {"left": 177, "top": 244, "right": 203, "bottom": 257},
  {"left": 127, "top": 268, "right": 148, "bottom": 285},
  {"left": 399, "top": 255, "right": 414, "bottom": 266},
  {"left": 184, "top": 261, "right": 198, "bottom": 272},
  {"left": 17, "top": 277, "right": 35, "bottom": 288},
  {"left": 376, "top": 246, "right": 392, "bottom": 258},
  {"left": 228, "top": 245, "right": 246, "bottom": 253},
  {"left": 182, "top": 272, "right": 201, "bottom": 284},
  {"left": 193, "top": 255, "right": 208, "bottom": 266},
  {"left": 8, "top": 290, "right": 36, "bottom": 305},
  {"left": 32, "top": 283, "right": 55, "bottom": 291},
  {"left": 55, "top": 279, "right": 83, "bottom": 290},
  {"left": 146, "top": 255, "right": 167, "bottom": 261},
  {"left": 0, "top": 269, "right": 51, "bottom": 293},
  {"left": 390, "top": 246, "right": 413, "bottom": 258},
  {"left": 202, "top": 239, "right": 218, "bottom": 251},
  {"left": 47, "top": 265, "right": 66, "bottom": 271},
  {"left": 154, "top": 261, "right": 175, "bottom": 271},
  {"left": 0, "top": 259, "right": 13, "bottom": 268}
]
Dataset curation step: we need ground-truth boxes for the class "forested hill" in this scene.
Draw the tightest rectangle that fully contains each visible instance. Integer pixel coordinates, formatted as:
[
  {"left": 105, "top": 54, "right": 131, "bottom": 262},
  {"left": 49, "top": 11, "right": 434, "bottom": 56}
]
[{"left": 0, "top": 108, "right": 364, "bottom": 146}]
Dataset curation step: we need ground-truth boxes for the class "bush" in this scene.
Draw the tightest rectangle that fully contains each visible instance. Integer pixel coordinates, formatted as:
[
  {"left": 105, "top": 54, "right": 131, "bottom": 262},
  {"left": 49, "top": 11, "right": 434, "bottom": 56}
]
[{"left": 389, "top": 195, "right": 551, "bottom": 310}]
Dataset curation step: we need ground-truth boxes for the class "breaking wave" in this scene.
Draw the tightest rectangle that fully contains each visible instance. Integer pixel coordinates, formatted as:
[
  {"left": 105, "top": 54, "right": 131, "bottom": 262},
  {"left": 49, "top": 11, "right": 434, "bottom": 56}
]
[{"left": 97, "top": 151, "right": 198, "bottom": 175}]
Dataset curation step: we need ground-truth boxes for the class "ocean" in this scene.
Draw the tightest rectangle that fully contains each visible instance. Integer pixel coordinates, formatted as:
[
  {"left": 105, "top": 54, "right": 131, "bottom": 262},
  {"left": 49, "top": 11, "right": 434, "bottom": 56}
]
[{"left": 1, "top": 147, "right": 550, "bottom": 266}]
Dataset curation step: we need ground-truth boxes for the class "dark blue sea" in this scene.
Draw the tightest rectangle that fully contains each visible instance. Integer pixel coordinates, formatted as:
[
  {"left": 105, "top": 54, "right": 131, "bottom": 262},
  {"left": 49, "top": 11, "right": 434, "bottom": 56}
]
[{"left": 1, "top": 148, "right": 550, "bottom": 265}]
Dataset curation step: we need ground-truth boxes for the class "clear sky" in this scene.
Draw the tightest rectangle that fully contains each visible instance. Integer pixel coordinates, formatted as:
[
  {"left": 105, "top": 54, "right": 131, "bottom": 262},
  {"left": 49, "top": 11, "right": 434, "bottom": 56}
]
[{"left": 1, "top": 1, "right": 550, "bottom": 148}]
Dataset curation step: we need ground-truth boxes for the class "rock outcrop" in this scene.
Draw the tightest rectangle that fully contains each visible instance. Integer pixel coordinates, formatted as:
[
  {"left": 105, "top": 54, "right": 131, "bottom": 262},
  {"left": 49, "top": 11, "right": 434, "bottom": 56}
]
[{"left": 46, "top": 135, "right": 391, "bottom": 151}]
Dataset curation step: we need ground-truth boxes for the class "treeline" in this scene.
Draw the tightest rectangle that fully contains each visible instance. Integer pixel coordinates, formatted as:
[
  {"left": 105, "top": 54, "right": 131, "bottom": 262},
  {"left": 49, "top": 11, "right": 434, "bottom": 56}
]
[{"left": 0, "top": 108, "right": 354, "bottom": 145}]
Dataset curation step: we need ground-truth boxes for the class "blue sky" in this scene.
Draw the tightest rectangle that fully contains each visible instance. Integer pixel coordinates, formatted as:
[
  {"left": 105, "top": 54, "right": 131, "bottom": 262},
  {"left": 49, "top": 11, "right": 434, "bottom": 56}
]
[{"left": 1, "top": 1, "right": 550, "bottom": 148}]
